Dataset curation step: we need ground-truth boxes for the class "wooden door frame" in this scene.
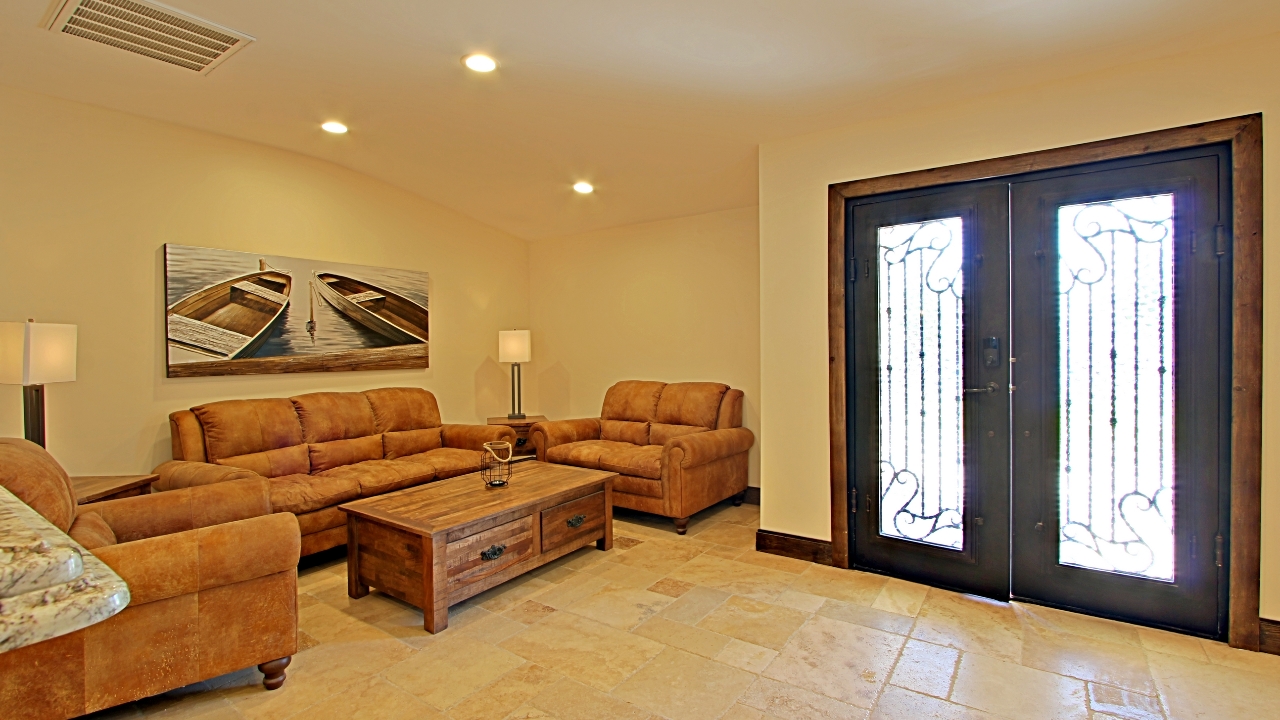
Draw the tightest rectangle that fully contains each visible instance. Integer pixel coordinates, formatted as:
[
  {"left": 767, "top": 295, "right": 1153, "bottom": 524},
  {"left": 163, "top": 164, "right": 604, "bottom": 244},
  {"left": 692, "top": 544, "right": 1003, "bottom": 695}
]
[{"left": 826, "top": 115, "right": 1264, "bottom": 649}]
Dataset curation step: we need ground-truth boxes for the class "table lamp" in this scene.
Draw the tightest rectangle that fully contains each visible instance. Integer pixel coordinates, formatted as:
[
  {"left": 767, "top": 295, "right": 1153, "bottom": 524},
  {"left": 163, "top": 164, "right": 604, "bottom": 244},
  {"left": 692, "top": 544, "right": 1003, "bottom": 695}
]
[
  {"left": 498, "top": 330, "right": 531, "bottom": 420},
  {"left": 0, "top": 320, "right": 78, "bottom": 448}
]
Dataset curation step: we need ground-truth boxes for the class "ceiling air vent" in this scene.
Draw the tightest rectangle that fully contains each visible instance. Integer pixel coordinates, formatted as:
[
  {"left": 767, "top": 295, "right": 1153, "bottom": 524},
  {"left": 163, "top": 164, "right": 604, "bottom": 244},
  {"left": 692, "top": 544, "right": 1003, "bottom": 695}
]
[{"left": 45, "top": 0, "right": 254, "bottom": 74}]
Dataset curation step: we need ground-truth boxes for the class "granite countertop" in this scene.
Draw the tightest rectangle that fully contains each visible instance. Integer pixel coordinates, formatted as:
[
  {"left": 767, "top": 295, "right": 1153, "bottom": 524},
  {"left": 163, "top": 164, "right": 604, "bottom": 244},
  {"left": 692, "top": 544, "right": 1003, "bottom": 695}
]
[{"left": 0, "top": 486, "right": 129, "bottom": 653}]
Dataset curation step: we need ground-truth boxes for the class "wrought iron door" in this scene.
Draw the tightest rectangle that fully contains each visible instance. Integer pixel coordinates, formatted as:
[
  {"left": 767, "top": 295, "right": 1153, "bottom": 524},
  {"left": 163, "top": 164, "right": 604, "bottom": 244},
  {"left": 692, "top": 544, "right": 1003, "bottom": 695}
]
[{"left": 847, "top": 183, "right": 1011, "bottom": 599}]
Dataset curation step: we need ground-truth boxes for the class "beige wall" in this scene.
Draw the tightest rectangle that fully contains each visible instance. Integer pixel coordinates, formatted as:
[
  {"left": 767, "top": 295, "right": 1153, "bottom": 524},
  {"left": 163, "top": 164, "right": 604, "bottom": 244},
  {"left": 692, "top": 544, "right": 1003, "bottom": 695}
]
[
  {"left": 759, "top": 33, "right": 1280, "bottom": 617},
  {"left": 0, "top": 84, "right": 529, "bottom": 476},
  {"left": 528, "top": 207, "right": 761, "bottom": 486}
]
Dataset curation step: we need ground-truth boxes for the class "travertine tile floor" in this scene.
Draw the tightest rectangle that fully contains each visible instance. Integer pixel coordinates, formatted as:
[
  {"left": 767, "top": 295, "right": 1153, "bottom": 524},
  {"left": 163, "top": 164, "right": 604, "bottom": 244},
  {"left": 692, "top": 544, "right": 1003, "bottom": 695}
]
[{"left": 89, "top": 501, "right": 1280, "bottom": 720}]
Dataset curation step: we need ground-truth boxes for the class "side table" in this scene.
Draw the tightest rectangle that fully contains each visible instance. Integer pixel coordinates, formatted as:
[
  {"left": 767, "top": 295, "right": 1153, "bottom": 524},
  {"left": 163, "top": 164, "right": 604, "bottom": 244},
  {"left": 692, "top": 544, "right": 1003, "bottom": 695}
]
[
  {"left": 487, "top": 415, "right": 548, "bottom": 456},
  {"left": 70, "top": 474, "right": 158, "bottom": 505}
]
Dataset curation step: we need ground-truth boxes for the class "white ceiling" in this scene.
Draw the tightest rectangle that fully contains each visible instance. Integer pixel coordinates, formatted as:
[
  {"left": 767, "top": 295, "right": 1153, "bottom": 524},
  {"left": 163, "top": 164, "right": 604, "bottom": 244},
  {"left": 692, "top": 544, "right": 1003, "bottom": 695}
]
[{"left": 1, "top": 1, "right": 1277, "bottom": 239}]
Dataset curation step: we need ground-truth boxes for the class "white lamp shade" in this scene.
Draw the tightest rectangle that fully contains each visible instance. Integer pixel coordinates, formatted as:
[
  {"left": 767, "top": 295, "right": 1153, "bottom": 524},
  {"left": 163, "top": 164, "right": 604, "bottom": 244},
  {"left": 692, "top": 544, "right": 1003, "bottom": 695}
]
[
  {"left": 498, "top": 330, "right": 531, "bottom": 363},
  {"left": 0, "top": 322, "right": 77, "bottom": 386}
]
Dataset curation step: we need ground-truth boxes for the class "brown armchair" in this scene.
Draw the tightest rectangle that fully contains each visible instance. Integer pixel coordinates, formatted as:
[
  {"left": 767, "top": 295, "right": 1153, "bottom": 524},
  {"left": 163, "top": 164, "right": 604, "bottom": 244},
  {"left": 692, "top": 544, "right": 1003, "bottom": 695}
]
[
  {"left": 530, "top": 381, "right": 754, "bottom": 533},
  {"left": 0, "top": 439, "right": 299, "bottom": 719}
]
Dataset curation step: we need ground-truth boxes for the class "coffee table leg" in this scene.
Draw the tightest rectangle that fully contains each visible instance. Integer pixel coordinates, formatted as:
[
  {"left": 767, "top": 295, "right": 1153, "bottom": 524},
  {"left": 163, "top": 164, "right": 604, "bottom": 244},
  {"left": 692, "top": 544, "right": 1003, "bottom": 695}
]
[
  {"left": 423, "top": 534, "right": 449, "bottom": 633},
  {"left": 347, "top": 517, "right": 368, "bottom": 599},
  {"left": 597, "top": 480, "right": 614, "bottom": 551}
]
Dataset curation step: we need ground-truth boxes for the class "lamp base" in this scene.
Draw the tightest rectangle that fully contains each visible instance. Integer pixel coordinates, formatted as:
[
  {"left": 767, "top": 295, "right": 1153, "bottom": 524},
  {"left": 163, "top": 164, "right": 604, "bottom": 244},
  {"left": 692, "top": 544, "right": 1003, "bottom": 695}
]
[
  {"left": 23, "top": 384, "right": 45, "bottom": 448},
  {"left": 507, "top": 413, "right": 527, "bottom": 420}
]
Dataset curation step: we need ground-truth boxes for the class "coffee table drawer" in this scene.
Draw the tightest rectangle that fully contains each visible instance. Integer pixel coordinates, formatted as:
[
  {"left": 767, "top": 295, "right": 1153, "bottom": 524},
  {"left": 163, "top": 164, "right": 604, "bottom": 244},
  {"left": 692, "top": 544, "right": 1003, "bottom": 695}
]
[
  {"left": 542, "top": 491, "right": 605, "bottom": 553},
  {"left": 447, "top": 515, "right": 534, "bottom": 588}
]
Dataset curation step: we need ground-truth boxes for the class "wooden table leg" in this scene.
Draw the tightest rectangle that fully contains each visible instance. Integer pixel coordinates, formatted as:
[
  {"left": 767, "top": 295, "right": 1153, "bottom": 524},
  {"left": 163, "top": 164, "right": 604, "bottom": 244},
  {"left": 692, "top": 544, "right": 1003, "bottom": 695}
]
[
  {"left": 598, "top": 480, "right": 614, "bottom": 551},
  {"left": 423, "top": 533, "right": 449, "bottom": 633},
  {"left": 347, "top": 517, "right": 368, "bottom": 599}
]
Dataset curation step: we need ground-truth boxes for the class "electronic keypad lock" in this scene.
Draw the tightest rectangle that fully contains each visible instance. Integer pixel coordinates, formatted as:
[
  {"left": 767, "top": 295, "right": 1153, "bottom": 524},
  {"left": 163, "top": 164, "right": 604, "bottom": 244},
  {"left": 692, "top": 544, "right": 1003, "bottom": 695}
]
[{"left": 983, "top": 337, "right": 1001, "bottom": 369}]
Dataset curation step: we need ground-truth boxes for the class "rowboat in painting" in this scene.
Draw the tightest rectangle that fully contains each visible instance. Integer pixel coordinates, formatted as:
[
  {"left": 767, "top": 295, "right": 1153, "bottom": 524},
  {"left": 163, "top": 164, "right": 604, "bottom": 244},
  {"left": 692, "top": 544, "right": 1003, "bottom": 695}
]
[
  {"left": 166, "top": 260, "right": 292, "bottom": 360},
  {"left": 313, "top": 272, "right": 428, "bottom": 344}
]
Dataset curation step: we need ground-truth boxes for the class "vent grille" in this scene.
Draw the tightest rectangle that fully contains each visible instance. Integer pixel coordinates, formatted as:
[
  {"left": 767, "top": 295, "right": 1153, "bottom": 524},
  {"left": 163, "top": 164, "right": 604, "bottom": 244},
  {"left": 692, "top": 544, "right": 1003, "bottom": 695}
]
[{"left": 47, "top": 0, "right": 253, "bottom": 74}]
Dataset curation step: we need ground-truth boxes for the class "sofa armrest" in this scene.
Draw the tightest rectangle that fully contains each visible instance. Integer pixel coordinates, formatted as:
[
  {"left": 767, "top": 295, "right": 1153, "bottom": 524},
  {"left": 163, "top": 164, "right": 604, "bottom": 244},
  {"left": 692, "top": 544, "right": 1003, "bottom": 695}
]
[
  {"left": 92, "top": 512, "right": 300, "bottom": 606},
  {"left": 441, "top": 424, "right": 518, "bottom": 452},
  {"left": 529, "top": 419, "right": 601, "bottom": 460},
  {"left": 152, "top": 460, "right": 261, "bottom": 492},
  {"left": 666, "top": 427, "right": 754, "bottom": 470},
  {"left": 83, "top": 477, "right": 272, "bottom": 543}
]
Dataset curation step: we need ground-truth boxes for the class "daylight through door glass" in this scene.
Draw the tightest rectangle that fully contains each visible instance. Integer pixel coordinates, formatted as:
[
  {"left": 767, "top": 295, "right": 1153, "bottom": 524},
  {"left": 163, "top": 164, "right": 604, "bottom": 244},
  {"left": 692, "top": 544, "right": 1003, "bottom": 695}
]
[
  {"left": 1056, "top": 194, "right": 1176, "bottom": 581},
  {"left": 877, "top": 217, "right": 965, "bottom": 550}
]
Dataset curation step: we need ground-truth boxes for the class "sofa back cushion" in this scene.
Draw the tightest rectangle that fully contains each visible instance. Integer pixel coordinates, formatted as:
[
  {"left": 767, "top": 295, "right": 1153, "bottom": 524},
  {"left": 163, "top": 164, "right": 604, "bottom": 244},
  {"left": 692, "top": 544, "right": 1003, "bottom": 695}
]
[
  {"left": 656, "top": 382, "right": 729, "bottom": 429},
  {"left": 365, "top": 387, "right": 442, "bottom": 432},
  {"left": 168, "top": 410, "right": 207, "bottom": 463},
  {"left": 716, "top": 389, "right": 745, "bottom": 429},
  {"left": 291, "top": 392, "right": 377, "bottom": 443},
  {"left": 192, "top": 398, "right": 304, "bottom": 463},
  {"left": 600, "top": 420, "right": 649, "bottom": 445},
  {"left": 214, "top": 444, "right": 310, "bottom": 478},
  {"left": 601, "top": 381, "right": 665, "bottom": 422},
  {"left": 384, "top": 428, "right": 443, "bottom": 459},
  {"left": 0, "top": 438, "right": 78, "bottom": 532},
  {"left": 309, "top": 436, "right": 385, "bottom": 473},
  {"left": 649, "top": 423, "right": 709, "bottom": 447}
]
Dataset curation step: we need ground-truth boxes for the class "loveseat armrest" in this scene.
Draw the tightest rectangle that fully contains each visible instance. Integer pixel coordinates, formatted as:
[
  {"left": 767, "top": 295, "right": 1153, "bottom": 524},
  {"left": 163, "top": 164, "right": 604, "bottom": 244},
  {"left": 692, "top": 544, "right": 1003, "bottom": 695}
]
[
  {"left": 529, "top": 419, "right": 601, "bottom": 460},
  {"left": 666, "top": 427, "right": 755, "bottom": 470},
  {"left": 441, "top": 424, "right": 518, "bottom": 452},
  {"left": 153, "top": 460, "right": 262, "bottom": 492},
  {"left": 92, "top": 512, "right": 300, "bottom": 606},
  {"left": 83, "top": 477, "right": 273, "bottom": 543}
]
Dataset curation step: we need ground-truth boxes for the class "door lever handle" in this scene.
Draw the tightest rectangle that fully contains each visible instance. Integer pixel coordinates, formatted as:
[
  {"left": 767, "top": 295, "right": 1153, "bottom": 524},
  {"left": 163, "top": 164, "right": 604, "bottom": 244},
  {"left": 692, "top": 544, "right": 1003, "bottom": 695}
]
[{"left": 963, "top": 382, "right": 1001, "bottom": 395}]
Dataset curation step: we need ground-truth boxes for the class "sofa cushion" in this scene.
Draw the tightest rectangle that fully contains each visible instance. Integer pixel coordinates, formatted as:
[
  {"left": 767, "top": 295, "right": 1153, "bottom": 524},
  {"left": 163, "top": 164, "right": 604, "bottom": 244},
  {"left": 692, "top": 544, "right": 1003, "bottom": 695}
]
[
  {"left": 599, "top": 445, "right": 663, "bottom": 480},
  {"left": 214, "top": 444, "right": 310, "bottom": 478},
  {"left": 193, "top": 398, "right": 304, "bottom": 462},
  {"left": 545, "top": 440, "right": 638, "bottom": 470},
  {"left": 290, "top": 392, "right": 377, "bottom": 443},
  {"left": 399, "top": 448, "right": 484, "bottom": 479},
  {"left": 318, "top": 460, "right": 431, "bottom": 498},
  {"left": 649, "top": 423, "right": 709, "bottom": 447},
  {"left": 613, "top": 474, "right": 664, "bottom": 498},
  {"left": 656, "top": 382, "right": 729, "bottom": 429},
  {"left": 601, "top": 381, "right": 665, "bottom": 422},
  {"left": 365, "top": 387, "right": 442, "bottom": 432},
  {"left": 600, "top": 420, "right": 649, "bottom": 446},
  {"left": 268, "top": 473, "right": 360, "bottom": 515},
  {"left": 0, "top": 438, "right": 78, "bottom": 532},
  {"left": 715, "top": 389, "right": 745, "bottom": 429},
  {"left": 69, "top": 511, "right": 117, "bottom": 550},
  {"left": 384, "top": 428, "right": 443, "bottom": 460},
  {"left": 296, "top": 505, "right": 347, "bottom": 535},
  {"left": 309, "top": 435, "right": 384, "bottom": 473}
]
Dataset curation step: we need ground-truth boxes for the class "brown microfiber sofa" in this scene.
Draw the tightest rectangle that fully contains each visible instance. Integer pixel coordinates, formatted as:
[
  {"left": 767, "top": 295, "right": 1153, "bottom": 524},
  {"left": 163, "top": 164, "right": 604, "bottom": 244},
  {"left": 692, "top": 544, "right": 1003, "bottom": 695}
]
[
  {"left": 0, "top": 438, "right": 299, "bottom": 718},
  {"left": 529, "top": 381, "right": 754, "bottom": 534},
  {"left": 155, "top": 387, "right": 516, "bottom": 556}
]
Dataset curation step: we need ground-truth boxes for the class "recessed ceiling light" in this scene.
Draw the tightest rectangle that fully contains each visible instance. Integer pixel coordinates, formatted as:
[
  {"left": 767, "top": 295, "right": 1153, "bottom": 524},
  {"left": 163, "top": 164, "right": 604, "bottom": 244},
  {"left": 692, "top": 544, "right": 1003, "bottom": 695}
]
[
  {"left": 321, "top": 121, "right": 348, "bottom": 134},
  {"left": 463, "top": 54, "right": 497, "bottom": 72},
  {"left": 573, "top": 182, "right": 594, "bottom": 194}
]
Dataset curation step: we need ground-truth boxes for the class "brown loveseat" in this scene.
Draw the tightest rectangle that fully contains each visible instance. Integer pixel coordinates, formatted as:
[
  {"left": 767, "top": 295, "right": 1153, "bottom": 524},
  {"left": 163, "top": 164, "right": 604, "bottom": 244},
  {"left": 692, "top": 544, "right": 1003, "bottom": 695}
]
[
  {"left": 530, "top": 381, "right": 753, "bottom": 533},
  {"left": 156, "top": 387, "right": 516, "bottom": 556},
  {"left": 0, "top": 438, "right": 299, "bottom": 718}
]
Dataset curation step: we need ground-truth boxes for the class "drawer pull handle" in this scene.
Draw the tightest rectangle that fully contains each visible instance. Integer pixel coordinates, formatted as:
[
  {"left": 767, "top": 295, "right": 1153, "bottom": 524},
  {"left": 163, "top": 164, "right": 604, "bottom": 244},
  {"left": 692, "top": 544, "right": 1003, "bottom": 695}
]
[
  {"left": 480, "top": 544, "right": 506, "bottom": 561},
  {"left": 566, "top": 514, "right": 587, "bottom": 528}
]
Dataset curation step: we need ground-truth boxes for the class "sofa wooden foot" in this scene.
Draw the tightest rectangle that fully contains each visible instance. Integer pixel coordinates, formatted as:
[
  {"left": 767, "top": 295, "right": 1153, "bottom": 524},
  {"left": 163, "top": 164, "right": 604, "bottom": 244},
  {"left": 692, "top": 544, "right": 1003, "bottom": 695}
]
[
  {"left": 674, "top": 517, "right": 689, "bottom": 535},
  {"left": 259, "top": 657, "right": 291, "bottom": 690},
  {"left": 732, "top": 491, "right": 746, "bottom": 507}
]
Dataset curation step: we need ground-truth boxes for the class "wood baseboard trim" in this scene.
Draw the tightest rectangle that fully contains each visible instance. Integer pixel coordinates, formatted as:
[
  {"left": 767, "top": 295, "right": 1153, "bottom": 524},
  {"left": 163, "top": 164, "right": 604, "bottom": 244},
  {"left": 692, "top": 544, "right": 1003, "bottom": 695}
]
[
  {"left": 1260, "top": 619, "right": 1280, "bottom": 655},
  {"left": 755, "top": 529, "right": 833, "bottom": 566},
  {"left": 743, "top": 486, "right": 760, "bottom": 505}
]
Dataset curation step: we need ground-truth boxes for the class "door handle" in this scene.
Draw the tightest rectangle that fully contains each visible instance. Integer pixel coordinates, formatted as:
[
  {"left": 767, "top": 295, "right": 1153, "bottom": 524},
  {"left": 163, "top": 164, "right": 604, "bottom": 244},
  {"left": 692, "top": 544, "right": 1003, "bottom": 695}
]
[{"left": 963, "top": 382, "right": 1001, "bottom": 395}]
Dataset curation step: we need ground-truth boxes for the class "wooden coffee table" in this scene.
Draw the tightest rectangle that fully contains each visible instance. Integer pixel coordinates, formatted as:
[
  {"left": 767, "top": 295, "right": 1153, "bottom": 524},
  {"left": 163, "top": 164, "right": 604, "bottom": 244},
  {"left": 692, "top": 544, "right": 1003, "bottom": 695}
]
[{"left": 340, "top": 461, "right": 615, "bottom": 633}]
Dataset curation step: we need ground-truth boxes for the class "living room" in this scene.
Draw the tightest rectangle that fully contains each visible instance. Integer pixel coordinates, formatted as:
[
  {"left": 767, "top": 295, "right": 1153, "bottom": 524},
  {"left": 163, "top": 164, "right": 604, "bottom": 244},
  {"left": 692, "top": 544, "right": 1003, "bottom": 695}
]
[{"left": 1, "top": 2, "right": 1279, "bottom": 719}]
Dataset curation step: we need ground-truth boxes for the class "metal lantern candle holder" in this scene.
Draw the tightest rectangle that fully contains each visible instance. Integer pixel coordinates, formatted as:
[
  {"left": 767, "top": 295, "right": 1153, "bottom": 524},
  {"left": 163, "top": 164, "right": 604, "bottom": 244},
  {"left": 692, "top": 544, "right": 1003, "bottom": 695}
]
[{"left": 481, "top": 441, "right": 513, "bottom": 487}]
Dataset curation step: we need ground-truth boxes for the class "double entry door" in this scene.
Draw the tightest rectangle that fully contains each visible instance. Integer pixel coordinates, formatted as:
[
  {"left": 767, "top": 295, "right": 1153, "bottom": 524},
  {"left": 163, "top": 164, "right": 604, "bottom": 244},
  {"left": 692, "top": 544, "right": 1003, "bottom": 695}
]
[{"left": 845, "top": 146, "right": 1231, "bottom": 637}]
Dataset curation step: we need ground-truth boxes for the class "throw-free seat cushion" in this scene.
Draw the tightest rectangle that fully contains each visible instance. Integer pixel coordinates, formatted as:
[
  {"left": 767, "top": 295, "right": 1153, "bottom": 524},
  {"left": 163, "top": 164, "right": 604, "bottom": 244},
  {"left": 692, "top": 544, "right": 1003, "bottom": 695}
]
[
  {"left": 613, "top": 474, "right": 664, "bottom": 498},
  {"left": 268, "top": 473, "right": 360, "bottom": 515},
  {"left": 598, "top": 444, "right": 662, "bottom": 480},
  {"left": 398, "top": 448, "right": 484, "bottom": 479},
  {"left": 545, "top": 440, "right": 639, "bottom": 470},
  {"left": 319, "top": 459, "right": 435, "bottom": 497}
]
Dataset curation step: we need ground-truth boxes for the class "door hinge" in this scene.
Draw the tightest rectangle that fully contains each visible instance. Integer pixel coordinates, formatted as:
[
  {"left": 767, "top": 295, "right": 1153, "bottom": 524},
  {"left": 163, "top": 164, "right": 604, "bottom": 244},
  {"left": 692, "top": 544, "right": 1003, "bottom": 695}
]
[
  {"left": 1215, "top": 225, "right": 1229, "bottom": 257},
  {"left": 1215, "top": 535, "right": 1224, "bottom": 567}
]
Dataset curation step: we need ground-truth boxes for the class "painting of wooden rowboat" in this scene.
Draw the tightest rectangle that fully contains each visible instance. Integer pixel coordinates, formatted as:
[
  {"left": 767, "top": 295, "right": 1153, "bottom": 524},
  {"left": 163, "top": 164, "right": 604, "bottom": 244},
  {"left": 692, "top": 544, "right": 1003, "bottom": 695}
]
[
  {"left": 166, "top": 260, "right": 292, "bottom": 360},
  {"left": 313, "top": 272, "right": 429, "bottom": 344}
]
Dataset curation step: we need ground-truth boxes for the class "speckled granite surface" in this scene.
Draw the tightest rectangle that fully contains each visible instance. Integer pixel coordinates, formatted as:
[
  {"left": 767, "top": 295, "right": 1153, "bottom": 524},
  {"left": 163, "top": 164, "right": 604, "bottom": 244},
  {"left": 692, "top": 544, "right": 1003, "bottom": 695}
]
[{"left": 0, "top": 486, "right": 129, "bottom": 653}]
